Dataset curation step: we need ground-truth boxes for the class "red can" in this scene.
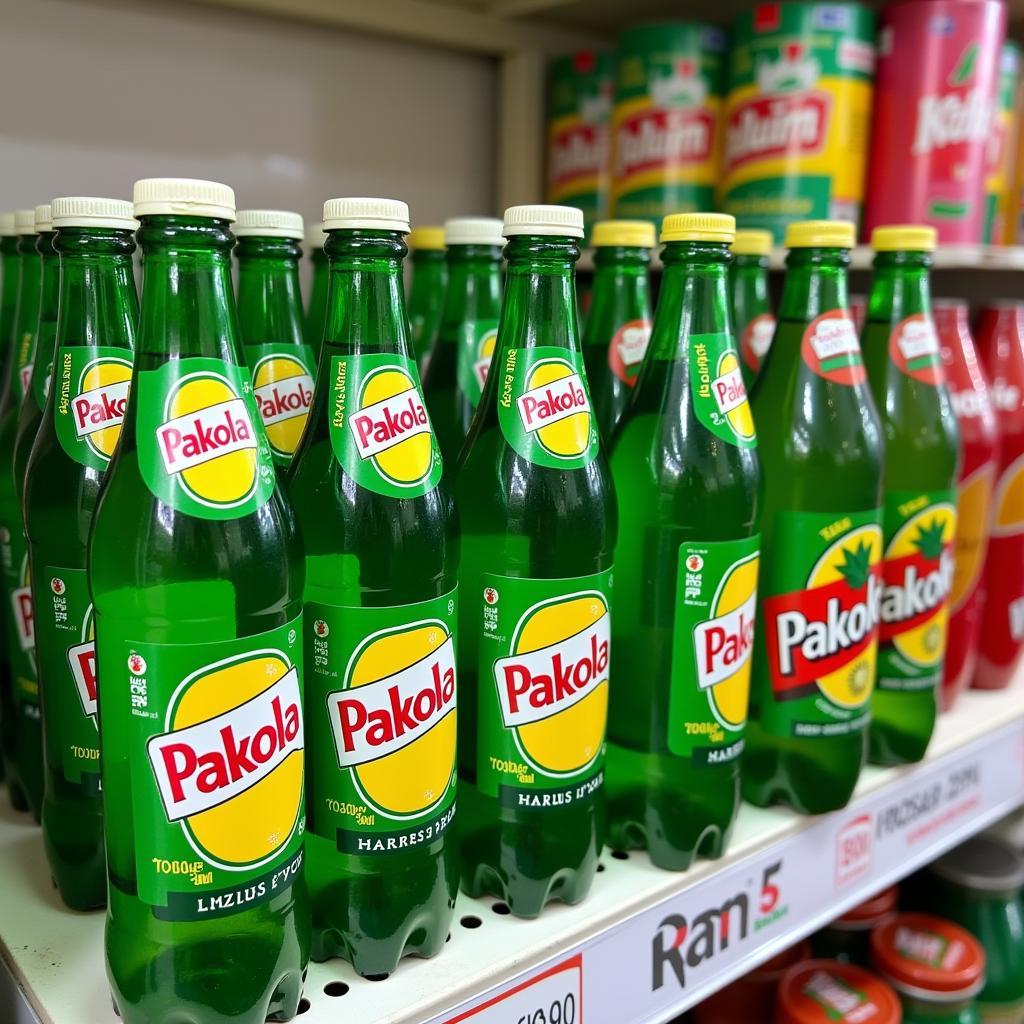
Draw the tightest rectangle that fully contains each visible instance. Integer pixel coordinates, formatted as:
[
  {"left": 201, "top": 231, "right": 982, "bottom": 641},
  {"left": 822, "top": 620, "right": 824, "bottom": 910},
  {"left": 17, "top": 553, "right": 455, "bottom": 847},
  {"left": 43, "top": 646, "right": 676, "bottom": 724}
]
[
  {"left": 974, "top": 303, "right": 1024, "bottom": 690},
  {"left": 864, "top": 0, "right": 1007, "bottom": 244},
  {"left": 935, "top": 301, "right": 999, "bottom": 709}
]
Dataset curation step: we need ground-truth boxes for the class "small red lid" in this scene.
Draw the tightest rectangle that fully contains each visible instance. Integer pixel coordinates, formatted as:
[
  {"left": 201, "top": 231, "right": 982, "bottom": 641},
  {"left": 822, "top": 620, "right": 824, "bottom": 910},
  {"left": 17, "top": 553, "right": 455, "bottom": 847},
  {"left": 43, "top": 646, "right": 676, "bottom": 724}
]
[
  {"left": 778, "top": 959, "right": 903, "bottom": 1024},
  {"left": 870, "top": 913, "right": 985, "bottom": 999},
  {"left": 833, "top": 887, "right": 899, "bottom": 930}
]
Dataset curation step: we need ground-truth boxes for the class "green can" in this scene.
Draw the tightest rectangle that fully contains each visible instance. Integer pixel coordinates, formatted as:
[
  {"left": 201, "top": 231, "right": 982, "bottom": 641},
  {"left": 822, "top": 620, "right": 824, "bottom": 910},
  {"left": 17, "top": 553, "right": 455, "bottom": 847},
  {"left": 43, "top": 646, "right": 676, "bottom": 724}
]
[{"left": 610, "top": 23, "right": 728, "bottom": 227}]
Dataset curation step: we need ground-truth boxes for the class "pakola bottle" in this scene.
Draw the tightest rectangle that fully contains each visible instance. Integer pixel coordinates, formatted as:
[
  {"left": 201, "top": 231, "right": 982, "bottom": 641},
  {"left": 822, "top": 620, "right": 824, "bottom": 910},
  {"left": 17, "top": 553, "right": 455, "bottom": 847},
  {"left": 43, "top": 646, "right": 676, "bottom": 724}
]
[
  {"left": 235, "top": 210, "right": 315, "bottom": 471},
  {"left": 304, "top": 221, "right": 328, "bottom": 352},
  {"left": 606, "top": 213, "right": 760, "bottom": 871},
  {"left": 862, "top": 227, "right": 959, "bottom": 767},
  {"left": 287, "top": 198, "right": 458, "bottom": 977},
  {"left": 731, "top": 229, "right": 776, "bottom": 390},
  {"left": 581, "top": 219, "right": 654, "bottom": 440},
  {"left": 24, "top": 197, "right": 138, "bottom": 911},
  {"left": 90, "top": 179, "right": 308, "bottom": 1024},
  {"left": 744, "top": 220, "right": 883, "bottom": 815},
  {"left": 455, "top": 205, "right": 616, "bottom": 917},
  {"left": 422, "top": 216, "right": 504, "bottom": 464},
  {"left": 407, "top": 225, "right": 446, "bottom": 365},
  {"left": 0, "top": 209, "right": 39, "bottom": 813}
]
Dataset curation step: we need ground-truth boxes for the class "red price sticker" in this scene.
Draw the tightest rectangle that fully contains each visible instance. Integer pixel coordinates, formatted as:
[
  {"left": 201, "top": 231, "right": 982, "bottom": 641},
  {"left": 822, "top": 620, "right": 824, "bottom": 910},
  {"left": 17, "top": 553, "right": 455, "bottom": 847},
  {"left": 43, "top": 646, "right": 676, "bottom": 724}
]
[
  {"left": 444, "top": 955, "right": 583, "bottom": 1024},
  {"left": 836, "top": 813, "right": 873, "bottom": 888}
]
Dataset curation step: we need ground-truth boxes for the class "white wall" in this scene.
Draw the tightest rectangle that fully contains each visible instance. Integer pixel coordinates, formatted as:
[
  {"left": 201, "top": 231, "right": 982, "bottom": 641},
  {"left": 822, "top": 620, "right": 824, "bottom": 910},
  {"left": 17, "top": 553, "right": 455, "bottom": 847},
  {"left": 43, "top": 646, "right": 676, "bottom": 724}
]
[{"left": 0, "top": 0, "right": 498, "bottom": 230}]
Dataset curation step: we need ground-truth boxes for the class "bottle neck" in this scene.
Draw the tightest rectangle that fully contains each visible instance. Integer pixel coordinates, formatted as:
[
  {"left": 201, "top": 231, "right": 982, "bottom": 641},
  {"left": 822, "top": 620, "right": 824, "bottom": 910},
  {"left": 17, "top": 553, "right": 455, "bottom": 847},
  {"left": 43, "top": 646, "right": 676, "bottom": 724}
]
[
  {"left": 439, "top": 244, "right": 503, "bottom": 329},
  {"left": 778, "top": 247, "right": 851, "bottom": 322},
  {"left": 137, "top": 215, "right": 239, "bottom": 361},
  {"left": 323, "top": 231, "right": 412, "bottom": 357},
  {"left": 0, "top": 236, "right": 20, "bottom": 346},
  {"left": 38, "top": 231, "right": 60, "bottom": 322},
  {"left": 234, "top": 235, "right": 304, "bottom": 347},
  {"left": 867, "top": 250, "right": 933, "bottom": 325}
]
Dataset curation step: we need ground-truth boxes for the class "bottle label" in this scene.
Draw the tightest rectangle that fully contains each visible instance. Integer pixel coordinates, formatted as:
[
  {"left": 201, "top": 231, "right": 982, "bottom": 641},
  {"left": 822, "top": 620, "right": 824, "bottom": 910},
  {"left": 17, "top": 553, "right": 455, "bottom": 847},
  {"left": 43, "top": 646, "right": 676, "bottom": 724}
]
[
  {"left": 15, "top": 331, "right": 33, "bottom": 402},
  {"left": 877, "top": 491, "right": 957, "bottom": 692},
  {"left": 759, "top": 509, "right": 883, "bottom": 737},
  {"left": 0, "top": 523, "right": 36, "bottom": 715},
  {"left": 101, "top": 617, "right": 305, "bottom": 920},
  {"left": 476, "top": 570, "right": 611, "bottom": 805},
  {"left": 456, "top": 320, "right": 498, "bottom": 411},
  {"left": 53, "top": 346, "right": 132, "bottom": 470},
  {"left": 496, "top": 346, "right": 600, "bottom": 470},
  {"left": 36, "top": 567, "right": 99, "bottom": 786},
  {"left": 136, "top": 357, "right": 275, "bottom": 521},
  {"left": 247, "top": 343, "right": 316, "bottom": 466},
  {"left": 740, "top": 313, "right": 776, "bottom": 375},
  {"left": 689, "top": 332, "right": 758, "bottom": 448},
  {"left": 801, "top": 311, "right": 866, "bottom": 385},
  {"left": 608, "top": 319, "right": 652, "bottom": 387},
  {"left": 305, "top": 590, "right": 458, "bottom": 854},
  {"left": 328, "top": 352, "right": 442, "bottom": 498},
  {"left": 31, "top": 321, "right": 56, "bottom": 410},
  {"left": 668, "top": 536, "right": 759, "bottom": 763},
  {"left": 889, "top": 314, "right": 945, "bottom": 385}
]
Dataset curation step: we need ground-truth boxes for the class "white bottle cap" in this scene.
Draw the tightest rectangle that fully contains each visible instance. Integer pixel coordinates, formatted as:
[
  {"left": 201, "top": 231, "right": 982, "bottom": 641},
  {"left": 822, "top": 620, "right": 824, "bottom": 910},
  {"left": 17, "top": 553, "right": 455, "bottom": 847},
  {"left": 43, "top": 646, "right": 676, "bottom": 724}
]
[
  {"left": 322, "top": 198, "right": 410, "bottom": 234},
  {"left": 235, "top": 209, "right": 304, "bottom": 240},
  {"left": 445, "top": 217, "right": 505, "bottom": 247},
  {"left": 0, "top": 213, "right": 15, "bottom": 237},
  {"left": 502, "top": 204, "right": 584, "bottom": 239},
  {"left": 307, "top": 221, "right": 327, "bottom": 250},
  {"left": 133, "top": 178, "right": 236, "bottom": 222},
  {"left": 14, "top": 209, "right": 37, "bottom": 235},
  {"left": 35, "top": 204, "right": 53, "bottom": 233},
  {"left": 52, "top": 197, "right": 138, "bottom": 231}
]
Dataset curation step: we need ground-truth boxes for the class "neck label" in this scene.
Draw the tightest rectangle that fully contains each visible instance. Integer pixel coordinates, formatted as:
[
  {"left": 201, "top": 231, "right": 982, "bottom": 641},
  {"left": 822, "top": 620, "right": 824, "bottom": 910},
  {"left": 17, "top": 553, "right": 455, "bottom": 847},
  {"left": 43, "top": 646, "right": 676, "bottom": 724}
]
[
  {"left": 690, "top": 332, "right": 758, "bottom": 448},
  {"left": 889, "top": 314, "right": 945, "bottom": 385},
  {"left": 801, "top": 310, "right": 866, "bottom": 385}
]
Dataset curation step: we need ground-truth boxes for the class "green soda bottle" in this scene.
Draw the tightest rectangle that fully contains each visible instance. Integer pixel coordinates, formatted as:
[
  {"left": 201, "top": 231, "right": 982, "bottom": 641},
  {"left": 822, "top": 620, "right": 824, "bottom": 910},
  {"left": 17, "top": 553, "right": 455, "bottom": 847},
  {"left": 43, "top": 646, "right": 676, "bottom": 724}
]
[
  {"left": 582, "top": 219, "right": 655, "bottom": 440},
  {"left": 0, "top": 209, "right": 39, "bottom": 812},
  {"left": 456, "top": 204, "right": 616, "bottom": 917},
  {"left": 24, "top": 197, "right": 138, "bottom": 909},
  {"left": 422, "top": 216, "right": 504, "bottom": 464},
  {"left": 730, "top": 229, "right": 775, "bottom": 390},
  {"left": 407, "top": 225, "right": 447, "bottom": 365},
  {"left": 606, "top": 213, "right": 760, "bottom": 870},
  {"left": 287, "top": 198, "right": 458, "bottom": 976},
  {"left": 862, "top": 226, "right": 959, "bottom": 767},
  {"left": 304, "top": 220, "right": 328, "bottom": 352},
  {"left": 235, "top": 210, "right": 315, "bottom": 471},
  {"left": 90, "top": 178, "right": 308, "bottom": 1024},
  {"left": 744, "top": 220, "right": 884, "bottom": 815}
]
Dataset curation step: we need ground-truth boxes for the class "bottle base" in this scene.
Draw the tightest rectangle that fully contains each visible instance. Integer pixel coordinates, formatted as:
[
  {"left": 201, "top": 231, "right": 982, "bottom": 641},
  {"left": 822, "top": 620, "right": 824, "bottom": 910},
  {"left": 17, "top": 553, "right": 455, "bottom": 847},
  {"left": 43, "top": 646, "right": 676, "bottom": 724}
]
[
  {"left": 460, "top": 859, "right": 594, "bottom": 920},
  {"left": 310, "top": 913, "right": 449, "bottom": 979},
  {"left": 867, "top": 729, "right": 931, "bottom": 766}
]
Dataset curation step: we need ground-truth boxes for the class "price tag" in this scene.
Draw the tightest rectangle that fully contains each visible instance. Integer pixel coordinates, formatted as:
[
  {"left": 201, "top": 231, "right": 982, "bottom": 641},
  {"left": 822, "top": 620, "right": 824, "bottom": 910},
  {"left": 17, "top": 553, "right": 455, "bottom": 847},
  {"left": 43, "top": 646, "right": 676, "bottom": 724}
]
[{"left": 443, "top": 955, "right": 582, "bottom": 1024}]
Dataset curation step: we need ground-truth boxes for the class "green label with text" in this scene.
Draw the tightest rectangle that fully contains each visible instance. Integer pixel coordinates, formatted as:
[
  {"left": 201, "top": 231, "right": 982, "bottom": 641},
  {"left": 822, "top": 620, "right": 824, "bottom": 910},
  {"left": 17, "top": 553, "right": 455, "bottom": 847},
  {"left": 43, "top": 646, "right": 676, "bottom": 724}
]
[
  {"left": 689, "top": 332, "right": 757, "bottom": 448},
  {"left": 0, "top": 522, "right": 36, "bottom": 714},
  {"left": 456, "top": 319, "right": 498, "bottom": 411},
  {"left": 246, "top": 343, "right": 316, "bottom": 467}
]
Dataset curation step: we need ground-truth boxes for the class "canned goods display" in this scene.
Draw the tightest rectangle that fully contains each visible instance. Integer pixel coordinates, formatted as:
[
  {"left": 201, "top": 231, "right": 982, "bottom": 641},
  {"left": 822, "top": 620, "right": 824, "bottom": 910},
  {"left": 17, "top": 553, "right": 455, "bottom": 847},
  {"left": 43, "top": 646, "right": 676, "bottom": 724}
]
[
  {"left": 864, "top": 0, "right": 1008, "bottom": 244},
  {"left": 610, "top": 22, "right": 727, "bottom": 226},
  {"left": 984, "top": 42, "right": 1020, "bottom": 244},
  {"left": 546, "top": 51, "right": 614, "bottom": 237},
  {"left": 720, "top": 3, "right": 876, "bottom": 243}
]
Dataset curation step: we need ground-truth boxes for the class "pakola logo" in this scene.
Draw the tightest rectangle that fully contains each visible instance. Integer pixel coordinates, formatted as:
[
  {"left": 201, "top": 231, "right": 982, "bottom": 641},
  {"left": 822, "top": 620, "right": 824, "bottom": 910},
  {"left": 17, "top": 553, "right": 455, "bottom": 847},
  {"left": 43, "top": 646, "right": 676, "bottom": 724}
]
[
  {"left": 725, "top": 92, "right": 831, "bottom": 170},
  {"left": 251, "top": 353, "right": 314, "bottom": 459},
  {"left": 697, "top": 346, "right": 755, "bottom": 443},
  {"left": 328, "top": 620, "right": 456, "bottom": 818},
  {"left": 146, "top": 651, "right": 303, "bottom": 869},
  {"left": 11, "top": 554, "right": 33, "bottom": 654},
  {"left": 474, "top": 328, "right": 498, "bottom": 390},
  {"left": 156, "top": 370, "right": 260, "bottom": 509},
  {"left": 880, "top": 503, "right": 956, "bottom": 668},
  {"left": 68, "top": 638, "right": 96, "bottom": 721},
  {"left": 764, "top": 524, "right": 883, "bottom": 708},
  {"left": 517, "top": 358, "right": 593, "bottom": 459},
  {"left": 493, "top": 591, "right": 609, "bottom": 778},
  {"left": 614, "top": 107, "right": 714, "bottom": 180},
  {"left": 67, "top": 354, "right": 132, "bottom": 461}
]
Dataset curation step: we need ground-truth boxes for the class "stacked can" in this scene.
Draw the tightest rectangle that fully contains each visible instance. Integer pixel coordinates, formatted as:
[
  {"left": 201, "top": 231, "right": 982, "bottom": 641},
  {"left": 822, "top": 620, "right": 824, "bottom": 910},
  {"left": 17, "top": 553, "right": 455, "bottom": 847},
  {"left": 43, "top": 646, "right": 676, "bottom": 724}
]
[
  {"left": 610, "top": 23, "right": 727, "bottom": 226},
  {"left": 546, "top": 51, "right": 614, "bottom": 237},
  {"left": 720, "top": 3, "right": 876, "bottom": 243},
  {"left": 863, "top": 0, "right": 1007, "bottom": 244},
  {"left": 984, "top": 42, "right": 1021, "bottom": 244}
]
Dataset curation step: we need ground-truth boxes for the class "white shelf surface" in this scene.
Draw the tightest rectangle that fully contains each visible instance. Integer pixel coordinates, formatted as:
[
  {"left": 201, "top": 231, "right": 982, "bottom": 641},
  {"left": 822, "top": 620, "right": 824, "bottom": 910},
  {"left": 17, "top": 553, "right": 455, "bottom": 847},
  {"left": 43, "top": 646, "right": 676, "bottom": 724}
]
[{"left": 2, "top": 673, "right": 1023, "bottom": 1024}]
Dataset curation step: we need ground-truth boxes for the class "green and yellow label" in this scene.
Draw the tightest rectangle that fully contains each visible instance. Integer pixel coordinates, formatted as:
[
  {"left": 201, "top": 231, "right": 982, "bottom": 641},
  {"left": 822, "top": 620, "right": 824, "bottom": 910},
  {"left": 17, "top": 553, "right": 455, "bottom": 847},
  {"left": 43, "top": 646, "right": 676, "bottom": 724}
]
[
  {"left": 456, "top": 319, "right": 498, "bottom": 412},
  {"left": 246, "top": 343, "right": 316, "bottom": 467},
  {"left": 689, "top": 331, "right": 757, "bottom": 448},
  {"left": 1, "top": 523, "right": 36, "bottom": 714}
]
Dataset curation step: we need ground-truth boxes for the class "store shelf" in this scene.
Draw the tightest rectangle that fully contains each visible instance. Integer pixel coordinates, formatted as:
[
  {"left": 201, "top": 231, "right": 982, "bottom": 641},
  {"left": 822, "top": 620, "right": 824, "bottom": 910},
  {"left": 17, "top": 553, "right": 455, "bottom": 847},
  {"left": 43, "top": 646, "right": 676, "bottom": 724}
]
[{"left": 2, "top": 672, "right": 1023, "bottom": 1024}]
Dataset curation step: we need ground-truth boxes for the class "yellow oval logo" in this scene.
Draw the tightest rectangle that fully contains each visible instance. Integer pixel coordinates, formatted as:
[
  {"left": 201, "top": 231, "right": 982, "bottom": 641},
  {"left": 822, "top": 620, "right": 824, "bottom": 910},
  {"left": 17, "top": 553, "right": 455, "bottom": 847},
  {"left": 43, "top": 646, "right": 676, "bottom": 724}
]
[
  {"left": 252, "top": 354, "right": 314, "bottom": 459},
  {"left": 73, "top": 356, "right": 132, "bottom": 460},
  {"left": 517, "top": 358, "right": 592, "bottom": 459}
]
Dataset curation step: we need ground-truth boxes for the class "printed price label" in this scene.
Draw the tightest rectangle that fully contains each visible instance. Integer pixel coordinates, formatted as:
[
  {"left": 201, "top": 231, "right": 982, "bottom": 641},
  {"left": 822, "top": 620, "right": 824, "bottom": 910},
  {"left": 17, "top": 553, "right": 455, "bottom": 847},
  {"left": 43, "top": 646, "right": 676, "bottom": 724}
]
[{"left": 443, "top": 956, "right": 582, "bottom": 1024}]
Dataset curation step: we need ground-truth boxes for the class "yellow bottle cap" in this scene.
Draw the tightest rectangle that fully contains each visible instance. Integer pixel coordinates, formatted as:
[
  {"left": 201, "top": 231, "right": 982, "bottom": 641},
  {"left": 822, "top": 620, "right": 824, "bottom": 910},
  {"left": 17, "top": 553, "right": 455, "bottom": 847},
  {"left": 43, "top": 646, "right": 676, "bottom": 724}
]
[
  {"left": 870, "top": 225, "right": 937, "bottom": 253},
  {"left": 407, "top": 226, "right": 446, "bottom": 251},
  {"left": 591, "top": 219, "right": 656, "bottom": 249},
  {"left": 732, "top": 229, "right": 773, "bottom": 257},
  {"left": 785, "top": 220, "right": 856, "bottom": 249},
  {"left": 660, "top": 212, "right": 735, "bottom": 244}
]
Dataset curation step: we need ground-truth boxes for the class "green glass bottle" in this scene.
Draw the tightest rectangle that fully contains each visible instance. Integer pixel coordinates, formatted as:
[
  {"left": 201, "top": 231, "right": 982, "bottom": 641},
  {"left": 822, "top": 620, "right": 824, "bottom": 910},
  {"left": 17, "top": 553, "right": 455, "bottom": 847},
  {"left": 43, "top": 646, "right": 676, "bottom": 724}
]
[
  {"left": 582, "top": 219, "right": 655, "bottom": 440},
  {"left": 455, "top": 204, "right": 616, "bottom": 917},
  {"left": 862, "top": 226, "right": 959, "bottom": 767},
  {"left": 90, "top": 178, "right": 308, "bottom": 1024},
  {"left": 730, "top": 229, "right": 776, "bottom": 390},
  {"left": 304, "top": 220, "right": 328, "bottom": 352},
  {"left": 744, "top": 220, "right": 884, "bottom": 815},
  {"left": 422, "top": 216, "right": 504, "bottom": 464},
  {"left": 287, "top": 198, "right": 458, "bottom": 977},
  {"left": 0, "top": 209, "right": 39, "bottom": 813},
  {"left": 407, "top": 225, "right": 447, "bottom": 365},
  {"left": 607, "top": 213, "right": 760, "bottom": 870},
  {"left": 24, "top": 197, "right": 138, "bottom": 909},
  {"left": 235, "top": 210, "right": 315, "bottom": 472}
]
